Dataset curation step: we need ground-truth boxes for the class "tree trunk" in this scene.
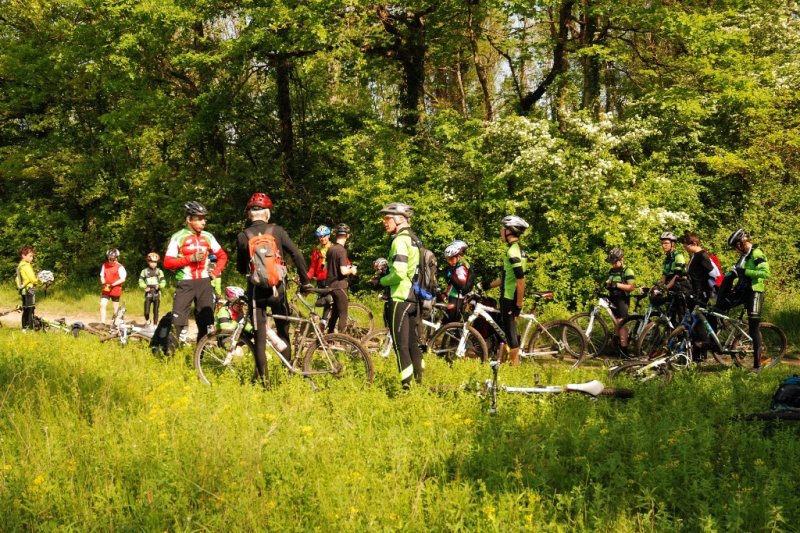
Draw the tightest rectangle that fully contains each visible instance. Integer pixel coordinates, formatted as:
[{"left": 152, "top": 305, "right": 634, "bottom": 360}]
[
  {"left": 275, "top": 56, "right": 297, "bottom": 183},
  {"left": 468, "top": 0, "right": 493, "bottom": 121}
]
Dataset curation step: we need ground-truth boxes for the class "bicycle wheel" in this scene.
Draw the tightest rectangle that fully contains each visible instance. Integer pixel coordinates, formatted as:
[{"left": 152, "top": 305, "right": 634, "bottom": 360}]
[
  {"left": 362, "top": 328, "right": 391, "bottom": 357},
  {"left": 608, "top": 359, "right": 672, "bottom": 384},
  {"left": 730, "top": 322, "right": 787, "bottom": 369},
  {"left": 616, "top": 314, "right": 645, "bottom": 357},
  {"left": 569, "top": 312, "right": 609, "bottom": 356},
  {"left": 637, "top": 319, "right": 673, "bottom": 359},
  {"left": 303, "top": 333, "right": 373, "bottom": 385},
  {"left": 426, "top": 323, "right": 488, "bottom": 363},
  {"left": 712, "top": 315, "right": 738, "bottom": 366},
  {"left": 344, "top": 302, "right": 374, "bottom": 339},
  {"left": 528, "top": 320, "right": 587, "bottom": 366},
  {"left": 661, "top": 326, "right": 692, "bottom": 369},
  {"left": 194, "top": 333, "right": 257, "bottom": 386}
]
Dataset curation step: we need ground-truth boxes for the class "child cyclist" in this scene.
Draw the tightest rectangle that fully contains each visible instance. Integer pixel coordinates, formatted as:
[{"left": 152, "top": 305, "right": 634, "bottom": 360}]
[
  {"left": 604, "top": 247, "right": 636, "bottom": 359},
  {"left": 16, "top": 246, "right": 41, "bottom": 331},
  {"left": 100, "top": 249, "right": 127, "bottom": 324},
  {"left": 442, "top": 240, "right": 474, "bottom": 323},
  {"left": 139, "top": 252, "right": 166, "bottom": 326}
]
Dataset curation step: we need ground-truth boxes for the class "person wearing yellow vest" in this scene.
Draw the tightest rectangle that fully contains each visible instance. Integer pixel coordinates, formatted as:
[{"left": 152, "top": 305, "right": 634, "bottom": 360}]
[
  {"left": 16, "top": 246, "right": 40, "bottom": 331},
  {"left": 100, "top": 248, "right": 127, "bottom": 324},
  {"left": 138, "top": 252, "right": 166, "bottom": 325}
]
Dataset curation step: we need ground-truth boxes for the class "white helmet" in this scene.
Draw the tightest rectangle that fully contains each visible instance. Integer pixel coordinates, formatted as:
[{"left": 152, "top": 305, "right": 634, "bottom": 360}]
[
  {"left": 37, "top": 270, "right": 54, "bottom": 284},
  {"left": 501, "top": 215, "right": 529, "bottom": 236},
  {"left": 659, "top": 231, "right": 677, "bottom": 242},
  {"left": 224, "top": 286, "right": 245, "bottom": 302},
  {"left": 444, "top": 240, "right": 468, "bottom": 259}
]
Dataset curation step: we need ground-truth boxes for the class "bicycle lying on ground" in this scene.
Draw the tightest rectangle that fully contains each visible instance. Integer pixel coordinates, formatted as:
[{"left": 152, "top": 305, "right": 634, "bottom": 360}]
[
  {"left": 427, "top": 290, "right": 587, "bottom": 367},
  {"left": 31, "top": 314, "right": 85, "bottom": 337},
  {"left": 481, "top": 360, "right": 633, "bottom": 413},
  {"left": 609, "top": 304, "right": 787, "bottom": 383},
  {"left": 194, "top": 286, "right": 373, "bottom": 387},
  {"left": 96, "top": 303, "right": 155, "bottom": 346}
]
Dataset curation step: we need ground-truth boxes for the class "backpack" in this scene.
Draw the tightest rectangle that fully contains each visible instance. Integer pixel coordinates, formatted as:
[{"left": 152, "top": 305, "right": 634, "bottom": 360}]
[
  {"left": 406, "top": 230, "right": 438, "bottom": 304},
  {"left": 708, "top": 253, "right": 724, "bottom": 289},
  {"left": 246, "top": 226, "right": 286, "bottom": 288},
  {"left": 770, "top": 374, "right": 800, "bottom": 411},
  {"left": 150, "top": 313, "right": 178, "bottom": 357}
]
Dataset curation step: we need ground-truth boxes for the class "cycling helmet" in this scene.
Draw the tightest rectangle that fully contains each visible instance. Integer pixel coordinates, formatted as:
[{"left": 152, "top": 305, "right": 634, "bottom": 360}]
[
  {"left": 335, "top": 223, "right": 351, "bottom": 235},
  {"left": 315, "top": 225, "right": 331, "bottom": 238},
  {"left": 374, "top": 257, "right": 389, "bottom": 272},
  {"left": 224, "top": 286, "right": 245, "bottom": 302},
  {"left": 106, "top": 248, "right": 120, "bottom": 259},
  {"left": 37, "top": 270, "right": 54, "bottom": 284},
  {"left": 146, "top": 252, "right": 159, "bottom": 263},
  {"left": 728, "top": 228, "right": 749, "bottom": 248},
  {"left": 208, "top": 253, "right": 217, "bottom": 264},
  {"left": 659, "top": 231, "right": 677, "bottom": 242},
  {"left": 380, "top": 202, "right": 414, "bottom": 219},
  {"left": 501, "top": 215, "right": 529, "bottom": 236},
  {"left": 444, "top": 240, "right": 468, "bottom": 259},
  {"left": 184, "top": 201, "right": 208, "bottom": 217},
  {"left": 246, "top": 192, "right": 272, "bottom": 210},
  {"left": 606, "top": 247, "right": 624, "bottom": 263}
]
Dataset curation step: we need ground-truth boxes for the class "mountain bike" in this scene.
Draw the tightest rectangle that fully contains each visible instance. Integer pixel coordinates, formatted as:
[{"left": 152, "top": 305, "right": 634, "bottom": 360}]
[
  {"left": 427, "top": 291, "right": 586, "bottom": 367},
  {"left": 292, "top": 286, "right": 375, "bottom": 339},
  {"left": 482, "top": 360, "right": 633, "bottom": 413},
  {"left": 363, "top": 299, "right": 450, "bottom": 358},
  {"left": 30, "top": 314, "right": 85, "bottom": 337},
  {"left": 194, "top": 286, "right": 373, "bottom": 387},
  {"left": 98, "top": 302, "right": 154, "bottom": 346}
]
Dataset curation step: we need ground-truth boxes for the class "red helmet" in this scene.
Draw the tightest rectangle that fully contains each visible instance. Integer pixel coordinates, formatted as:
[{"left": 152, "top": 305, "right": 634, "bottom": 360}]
[{"left": 247, "top": 192, "right": 272, "bottom": 210}]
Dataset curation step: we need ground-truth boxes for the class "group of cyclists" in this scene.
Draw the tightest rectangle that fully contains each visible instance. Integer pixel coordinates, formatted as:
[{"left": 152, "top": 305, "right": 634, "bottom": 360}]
[{"left": 13, "top": 191, "right": 771, "bottom": 385}]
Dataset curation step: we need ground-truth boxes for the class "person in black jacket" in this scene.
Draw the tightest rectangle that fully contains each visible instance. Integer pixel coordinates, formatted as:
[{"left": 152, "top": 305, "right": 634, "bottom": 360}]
[
  {"left": 236, "top": 192, "right": 311, "bottom": 385},
  {"left": 680, "top": 231, "right": 715, "bottom": 357}
]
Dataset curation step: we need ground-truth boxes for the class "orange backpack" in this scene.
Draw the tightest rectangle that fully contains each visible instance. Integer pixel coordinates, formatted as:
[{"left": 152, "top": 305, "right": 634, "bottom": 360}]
[{"left": 246, "top": 228, "right": 286, "bottom": 288}]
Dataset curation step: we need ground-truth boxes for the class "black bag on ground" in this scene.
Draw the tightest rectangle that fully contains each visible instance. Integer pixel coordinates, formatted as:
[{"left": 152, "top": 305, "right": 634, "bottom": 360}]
[{"left": 150, "top": 313, "right": 178, "bottom": 356}]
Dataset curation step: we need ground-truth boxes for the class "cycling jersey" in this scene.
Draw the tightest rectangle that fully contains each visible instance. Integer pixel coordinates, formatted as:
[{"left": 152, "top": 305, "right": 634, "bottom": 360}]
[
  {"left": 662, "top": 250, "right": 687, "bottom": 278},
  {"left": 380, "top": 228, "right": 420, "bottom": 302},
  {"left": 138, "top": 267, "right": 166, "bottom": 290},
  {"left": 101, "top": 261, "right": 127, "bottom": 298},
  {"left": 445, "top": 260, "right": 473, "bottom": 299},
  {"left": 501, "top": 242, "right": 527, "bottom": 301},
  {"left": 737, "top": 245, "right": 770, "bottom": 293},
  {"left": 164, "top": 228, "right": 228, "bottom": 281}
]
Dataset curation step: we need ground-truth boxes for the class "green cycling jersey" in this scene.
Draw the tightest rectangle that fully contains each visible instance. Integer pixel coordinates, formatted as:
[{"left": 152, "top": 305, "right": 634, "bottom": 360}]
[
  {"left": 501, "top": 241, "right": 527, "bottom": 300},
  {"left": 380, "top": 228, "right": 420, "bottom": 302}
]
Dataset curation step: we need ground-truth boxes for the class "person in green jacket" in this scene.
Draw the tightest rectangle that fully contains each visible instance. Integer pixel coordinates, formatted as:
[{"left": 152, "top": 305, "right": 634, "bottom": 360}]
[
  {"left": 16, "top": 246, "right": 40, "bottom": 331},
  {"left": 722, "top": 228, "right": 771, "bottom": 371},
  {"left": 378, "top": 202, "right": 422, "bottom": 387},
  {"left": 139, "top": 252, "right": 167, "bottom": 326}
]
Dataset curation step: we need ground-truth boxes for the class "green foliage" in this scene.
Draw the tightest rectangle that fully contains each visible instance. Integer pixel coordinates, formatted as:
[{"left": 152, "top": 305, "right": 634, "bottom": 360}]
[{"left": 1, "top": 330, "right": 799, "bottom": 529}]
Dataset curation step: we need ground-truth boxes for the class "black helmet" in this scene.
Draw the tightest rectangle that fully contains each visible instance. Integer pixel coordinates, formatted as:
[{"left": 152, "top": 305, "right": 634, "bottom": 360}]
[
  {"left": 727, "top": 228, "right": 749, "bottom": 248},
  {"left": 606, "top": 247, "right": 624, "bottom": 263},
  {"left": 501, "top": 215, "right": 529, "bottom": 236},
  {"left": 380, "top": 202, "right": 414, "bottom": 219},
  {"left": 184, "top": 201, "right": 208, "bottom": 217},
  {"left": 335, "top": 223, "right": 351, "bottom": 235}
]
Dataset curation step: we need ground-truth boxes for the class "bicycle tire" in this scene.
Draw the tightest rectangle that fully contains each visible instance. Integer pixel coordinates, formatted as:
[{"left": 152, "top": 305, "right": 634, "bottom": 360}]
[
  {"left": 344, "top": 302, "right": 375, "bottom": 339},
  {"left": 608, "top": 359, "right": 672, "bottom": 384},
  {"left": 569, "top": 312, "right": 609, "bottom": 356},
  {"left": 528, "top": 320, "right": 587, "bottom": 366},
  {"left": 194, "top": 332, "right": 257, "bottom": 386},
  {"left": 303, "top": 333, "right": 373, "bottom": 386},
  {"left": 426, "top": 323, "right": 488, "bottom": 363},
  {"left": 616, "top": 314, "right": 646, "bottom": 357},
  {"left": 661, "top": 326, "right": 692, "bottom": 369},
  {"left": 598, "top": 387, "right": 635, "bottom": 398},
  {"left": 711, "top": 315, "right": 738, "bottom": 366},
  {"left": 637, "top": 319, "right": 673, "bottom": 359},
  {"left": 730, "top": 322, "right": 787, "bottom": 369},
  {"left": 362, "top": 328, "right": 391, "bottom": 357}
]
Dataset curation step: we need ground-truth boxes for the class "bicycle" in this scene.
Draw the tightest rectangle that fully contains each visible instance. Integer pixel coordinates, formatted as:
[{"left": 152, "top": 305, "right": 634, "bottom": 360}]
[
  {"left": 292, "top": 288, "right": 375, "bottom": 340},
  {"left": 482, "top": 360, "right": 633, "bottom": 413},
  {"left": 194, "top": 286, "right": 373, "bottom": 387},
  {"left": 427, "top": 290, "right": 587, "bottom": 366},
  {"left": 97, "top": 302, "right": 154, "bottom": 346},
  {"left": 364, "top": 299, "right": 450, "bottom": 359},
  {"left": 569, "top": 290, "right": 645, "bottom": 357},
  {"left": 30, "top": 314, "right": 85, "bottom": 337}
]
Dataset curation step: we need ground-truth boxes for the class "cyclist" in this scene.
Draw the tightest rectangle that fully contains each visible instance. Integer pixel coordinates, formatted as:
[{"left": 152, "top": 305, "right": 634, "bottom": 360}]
[
  {"left": 16, "top": 246, "right": 41, "bottom": 331},
  {"left": 718, "top": 228, "right": 770, "bottom": 371},
  {"left": 481, "top": 215, "right": 529, "bottom": 366},
  {"left": 100, "top": 249, "right": 127, "bottom": 324},
  {"left": 138, "top": 252, "right": 166, "bottom": 326},
  {"left": 379, "top": 202, "right": 423, "bottom": 387},
  {"left": 307, "top": 225, "right": 332, "bottom": 287},
  {"left": 604, "top": 247, "right": 636, "bottom": 359},
  {"left": 325, "top": 223, "right": 358, "bottom": 334},
  {"left": 442, "top": 240, "right": 474, "bottom": 323},
  {"left": 679, "top": 232, "right": 716, "bottom": 357},
  {"left": 235, "top": 192, "right": 311, "bottom": 385},
  {"left": 657, "top": 231, "right": 690, "bottom": 321},
  {"left": 164, "top": 201, "right": 228, "bottom": 343}
]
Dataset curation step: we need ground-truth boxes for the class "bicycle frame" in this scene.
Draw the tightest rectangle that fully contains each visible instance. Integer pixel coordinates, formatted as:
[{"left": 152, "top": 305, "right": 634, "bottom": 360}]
[{"left": 583, "top": 297, "right": 618, "bottom": 338}]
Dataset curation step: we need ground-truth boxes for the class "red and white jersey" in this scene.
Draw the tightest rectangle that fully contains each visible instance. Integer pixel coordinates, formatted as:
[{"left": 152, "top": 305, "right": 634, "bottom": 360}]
[
  {"left": 100, "top": 261, "right": 127, "bottom": 297},
  {"left": 164, "top": 228, "right": 228, "bottom": 281}
]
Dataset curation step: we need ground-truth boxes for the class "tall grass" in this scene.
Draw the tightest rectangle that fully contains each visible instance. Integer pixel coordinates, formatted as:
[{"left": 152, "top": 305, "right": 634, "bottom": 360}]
[{"left": 1, "top": 330, "right": 798, "bottom": 530}]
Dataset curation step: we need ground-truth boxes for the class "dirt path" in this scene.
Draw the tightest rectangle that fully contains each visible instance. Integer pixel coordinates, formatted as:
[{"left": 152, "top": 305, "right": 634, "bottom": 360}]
[{"left": 0, "top": 307, "right": 198, "bottom": 336}]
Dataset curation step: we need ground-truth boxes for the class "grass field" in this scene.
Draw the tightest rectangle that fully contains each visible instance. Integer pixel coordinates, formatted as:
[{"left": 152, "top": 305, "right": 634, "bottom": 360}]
[{"left": 1, "top": 319, "right": 799, "bottom": 530}]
